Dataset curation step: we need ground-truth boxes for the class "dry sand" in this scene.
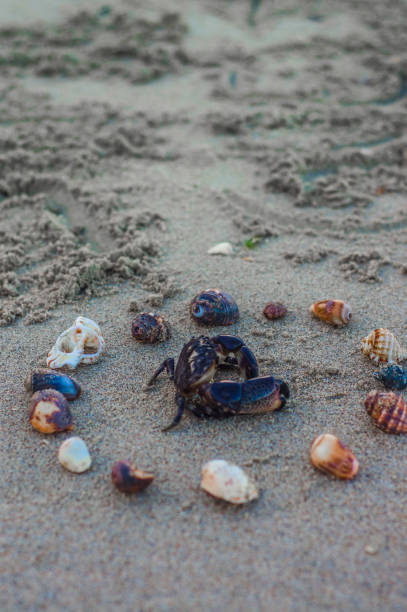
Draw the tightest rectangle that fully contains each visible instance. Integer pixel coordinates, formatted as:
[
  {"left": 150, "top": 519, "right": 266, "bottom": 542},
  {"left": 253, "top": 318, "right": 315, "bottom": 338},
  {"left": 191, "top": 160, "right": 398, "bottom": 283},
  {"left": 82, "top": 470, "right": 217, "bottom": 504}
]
[{"left": 2, "top": 0, "right": 407, "bottom": 610}]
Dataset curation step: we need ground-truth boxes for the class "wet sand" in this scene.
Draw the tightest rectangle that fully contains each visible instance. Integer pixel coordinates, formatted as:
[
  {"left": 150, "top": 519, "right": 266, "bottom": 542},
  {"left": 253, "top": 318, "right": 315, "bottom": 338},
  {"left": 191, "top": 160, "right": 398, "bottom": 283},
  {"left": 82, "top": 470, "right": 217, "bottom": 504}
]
[{"left": 2, "top": 1, "right": 407, "bottom": 610}]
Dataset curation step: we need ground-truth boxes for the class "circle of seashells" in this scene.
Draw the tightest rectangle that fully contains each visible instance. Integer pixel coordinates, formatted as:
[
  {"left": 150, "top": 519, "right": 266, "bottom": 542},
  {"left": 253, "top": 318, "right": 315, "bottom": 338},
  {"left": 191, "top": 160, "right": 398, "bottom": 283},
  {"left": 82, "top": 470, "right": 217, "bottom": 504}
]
[{"left": 23, "top": 290, "right": 407, "bottom": 503}]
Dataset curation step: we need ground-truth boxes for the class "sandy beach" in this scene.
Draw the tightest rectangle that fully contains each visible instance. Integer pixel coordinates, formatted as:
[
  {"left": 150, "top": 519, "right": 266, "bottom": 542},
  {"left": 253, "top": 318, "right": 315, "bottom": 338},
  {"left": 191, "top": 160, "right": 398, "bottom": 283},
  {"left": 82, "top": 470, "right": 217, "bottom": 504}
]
[{"left": 2, "top": 1, "right": 407, "bottom": 610}]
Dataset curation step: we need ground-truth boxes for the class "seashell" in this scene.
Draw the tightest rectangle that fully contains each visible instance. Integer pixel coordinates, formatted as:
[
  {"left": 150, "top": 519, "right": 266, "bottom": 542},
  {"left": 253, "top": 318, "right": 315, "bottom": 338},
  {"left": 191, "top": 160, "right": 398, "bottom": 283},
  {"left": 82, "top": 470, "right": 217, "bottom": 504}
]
[
  {"left": 190, "top": 289, "right": 239, "bottom": 326},
  {"left": 58, "top": 437, "right": 91, "bottom": 473},
  {"left": 200, "top": 459, "right": 258, "bottom": 504},
  {"left": 310, "top": 299, "right": 352, "bottom": 325},
  {"left": 47, "top": 316, "right": 104, "bottom": 369},
  {"left": 131, "top": 312, "right": 170, "bottom": 343},
  {"left": 373, "top": 365, "right": 407, "bottom": 390},
  {"left": 25, "top": 369, "right": 81, "bottom": 400},
  {"left": 361, "top": 328, "right": 406, "bottom": 365},
  {"left": 29, "top": 389, "right": 74, "bottom": 434},
  {"left": 310, "top": 433, "right": 359, "bottom": 479},
  {"left": 364, "top": 390, "right": 407, "bottom": 433},
  {"left": 207, "top": 242, "right": 233, "bottom": 256},
  {"left": 111, "top": 461, "right": 155, "bottom": 493},
  {"left": 263, "top": 301, "right": 287, "bottom": 320}
]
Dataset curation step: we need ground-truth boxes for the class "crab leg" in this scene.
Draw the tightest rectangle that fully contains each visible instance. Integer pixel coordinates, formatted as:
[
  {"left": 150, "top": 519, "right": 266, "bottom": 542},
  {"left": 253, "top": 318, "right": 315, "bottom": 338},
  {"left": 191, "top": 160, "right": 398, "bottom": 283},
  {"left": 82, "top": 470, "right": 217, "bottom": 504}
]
[
  {"left": 162, "top": 393, "right": 186, "bottom": 431},
  {"left": 147, "top": 358, "right": 175, "bottom": 386}
]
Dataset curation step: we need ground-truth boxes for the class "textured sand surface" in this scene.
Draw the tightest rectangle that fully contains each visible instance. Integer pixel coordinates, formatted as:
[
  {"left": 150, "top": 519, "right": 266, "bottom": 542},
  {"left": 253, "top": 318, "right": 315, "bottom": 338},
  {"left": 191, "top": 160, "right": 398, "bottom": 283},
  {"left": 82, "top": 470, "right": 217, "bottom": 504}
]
[{"left": 2, "top": 1, "right": 407, "bottom": 610}]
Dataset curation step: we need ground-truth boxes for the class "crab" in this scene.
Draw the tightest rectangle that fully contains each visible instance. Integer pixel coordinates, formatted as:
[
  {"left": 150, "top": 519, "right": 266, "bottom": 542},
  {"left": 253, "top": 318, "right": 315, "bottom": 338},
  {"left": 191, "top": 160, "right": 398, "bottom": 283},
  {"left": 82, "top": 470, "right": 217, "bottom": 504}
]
[{"left": 147, "top": 335, "right": 290, "bottom": 430}]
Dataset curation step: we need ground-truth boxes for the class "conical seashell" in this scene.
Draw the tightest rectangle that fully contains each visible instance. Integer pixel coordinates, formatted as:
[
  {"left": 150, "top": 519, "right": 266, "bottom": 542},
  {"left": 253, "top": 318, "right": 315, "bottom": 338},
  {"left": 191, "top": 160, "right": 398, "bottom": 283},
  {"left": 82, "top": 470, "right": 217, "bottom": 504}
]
[
  {"left": 58, "top": 437, "right": 92, "bottom": 473},
  {"left": 310, "top": 433, "right": 359, "bottom": 479},
  {"left": 207, "top": 242, "right": 233, "bottom": 256},
  {"left": 111, "top": 461, "right": 155, "bottom": 493},
  {"left": 310, "top": 299, "right": 352, "bottom": 325},
  {"left": 364, "top": 390, "right": 407, "bottom": 434},
  {"left": 25, "top": 369, "right": 81, "bottom": 400},
  {"left": 200, "top": 459, "right": 258, "bottom": 504},
  {"left": 361, "top": 328, "right": 406, "bottom": 365},
  {"left": 131, "top": 313, "right": 170, "bottom": 343},
  {"left": 29, "top": 389, "right": 74, "bottom": 434}
]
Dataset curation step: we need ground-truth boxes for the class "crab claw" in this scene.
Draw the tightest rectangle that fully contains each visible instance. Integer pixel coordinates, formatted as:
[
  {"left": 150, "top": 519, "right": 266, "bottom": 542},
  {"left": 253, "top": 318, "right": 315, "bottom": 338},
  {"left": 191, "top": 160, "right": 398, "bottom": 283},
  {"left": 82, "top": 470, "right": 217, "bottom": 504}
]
[{"left": 198, "top": 375, "right": 289, "bottom": 415}]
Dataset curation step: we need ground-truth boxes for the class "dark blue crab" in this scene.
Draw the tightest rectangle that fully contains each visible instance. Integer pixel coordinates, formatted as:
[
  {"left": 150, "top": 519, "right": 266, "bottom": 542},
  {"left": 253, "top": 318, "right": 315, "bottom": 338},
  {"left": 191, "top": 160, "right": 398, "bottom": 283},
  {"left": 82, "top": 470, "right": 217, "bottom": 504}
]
[{"left": 147, "top": 335, "right": 289, "bottom": 430}]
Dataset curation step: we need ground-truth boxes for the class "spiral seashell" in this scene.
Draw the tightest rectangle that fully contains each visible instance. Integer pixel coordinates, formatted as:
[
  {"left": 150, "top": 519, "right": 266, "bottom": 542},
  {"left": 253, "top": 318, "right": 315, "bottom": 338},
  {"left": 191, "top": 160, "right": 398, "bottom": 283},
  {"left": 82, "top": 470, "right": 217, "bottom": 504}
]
[
  {"left": 310, "top": 433, "right": 359, "bottom": 479},
  {"left": 189, "top": 289, "right": 239, "bottom": 326},
  {"left": 131, "top": 313, "right": 170, "bottom": 343},
  {"left": 373, "top": 365, "right": 407, "bottom": 390},
  {"left": 361, "top": 328, "right": 406, "bottom": 365},
  {"left": 47, "top": 316, "right": 104, "bottom": 369},
  {"left": 25, "top": 369, "right": 81, "bottom": 400},
  {"left": 364, "top": 390, "right": 407, "bottom": 434},
  {"left": 111, "top": 461, "right": 155, "bottom": 493},
  {"left": 29, "top": 389, "right": 74, "bottom": 434},
  {"left": 263, "top": 301, "right": 287, "bottom": 320},
  {"left": 309, "top": 299, "right": 352, "bottom": 326},
  {"left": 200, "top": 459, "right": 258, "bottom": 504}
]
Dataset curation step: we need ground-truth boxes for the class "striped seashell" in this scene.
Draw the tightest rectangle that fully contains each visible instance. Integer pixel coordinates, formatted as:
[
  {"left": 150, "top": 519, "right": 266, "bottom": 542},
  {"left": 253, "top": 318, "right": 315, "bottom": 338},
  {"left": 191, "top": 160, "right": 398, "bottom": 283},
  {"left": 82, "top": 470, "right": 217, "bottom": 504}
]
[
  {"left": 310, "top": 433, "right": 359, "bottom": 479},
  {"left": 364, "top": 390, "right": 407, "bottom": 434},
  {"left": 310, "top": 299, "right": 351, "bottom": 325},
  {"left": 361, "top": 328, "right": 406, "bottom": 365}
]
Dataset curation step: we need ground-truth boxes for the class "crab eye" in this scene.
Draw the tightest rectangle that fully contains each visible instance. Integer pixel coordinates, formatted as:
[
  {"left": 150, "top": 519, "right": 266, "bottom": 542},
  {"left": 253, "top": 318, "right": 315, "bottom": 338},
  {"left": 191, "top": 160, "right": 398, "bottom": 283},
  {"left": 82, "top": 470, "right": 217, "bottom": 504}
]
[{"left": 193, "top": 304, "right": 205, "bottom": 317}]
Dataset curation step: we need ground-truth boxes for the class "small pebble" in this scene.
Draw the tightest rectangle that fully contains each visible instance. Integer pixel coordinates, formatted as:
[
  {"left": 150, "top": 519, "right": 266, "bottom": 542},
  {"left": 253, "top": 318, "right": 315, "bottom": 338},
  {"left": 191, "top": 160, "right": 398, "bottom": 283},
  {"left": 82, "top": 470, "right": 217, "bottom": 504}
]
[
  {"left": 58, "top": 437, "right": 92, "bottom": 473},
  {"left": 207, "top": 242, "right": 233, "bottom": 256}
]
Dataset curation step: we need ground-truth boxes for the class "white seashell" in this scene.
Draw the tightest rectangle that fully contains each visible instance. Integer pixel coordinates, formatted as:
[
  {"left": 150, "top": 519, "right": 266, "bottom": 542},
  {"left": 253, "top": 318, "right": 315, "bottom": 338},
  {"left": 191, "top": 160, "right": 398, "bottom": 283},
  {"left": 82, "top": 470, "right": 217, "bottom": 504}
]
[
  {"left": 47, "top": 326, "right": 83, "bottom": 369},
  {"left": 75, "top": 316, "right": 102, "bottom": 336},
  {"left": 201, "top": 459, "right": 258, "bottom": 504},
  {"left": 58, "top": 437, "right": 92, "bottom": 473},
  {"left": 47, "top": 316, "right": 104, "bottom": 369},
  {"left": 207, "top": 242, "right": 233, "bottom": 256}
]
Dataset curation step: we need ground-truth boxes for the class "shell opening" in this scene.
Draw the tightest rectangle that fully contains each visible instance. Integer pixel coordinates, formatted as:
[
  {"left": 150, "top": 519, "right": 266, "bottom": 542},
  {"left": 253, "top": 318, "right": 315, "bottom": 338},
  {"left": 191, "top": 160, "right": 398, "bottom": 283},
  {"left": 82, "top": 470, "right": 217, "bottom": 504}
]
[{"left": 193, "top": 304, "right": 205, "bottom": 317}]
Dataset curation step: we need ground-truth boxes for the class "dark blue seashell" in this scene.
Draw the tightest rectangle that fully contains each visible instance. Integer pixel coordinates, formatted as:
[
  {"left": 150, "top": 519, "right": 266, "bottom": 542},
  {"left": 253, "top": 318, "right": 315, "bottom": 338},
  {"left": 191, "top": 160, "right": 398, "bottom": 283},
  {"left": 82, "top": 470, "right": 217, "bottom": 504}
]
[
  {"left": 373, "top": 365, "right": 407, "bottom": 391},
  {"left": 25, "top": 369, "right": 81, "bottom": 401},
  {"left": 189, "top": 289, "right": 239, "bottom": 326}
]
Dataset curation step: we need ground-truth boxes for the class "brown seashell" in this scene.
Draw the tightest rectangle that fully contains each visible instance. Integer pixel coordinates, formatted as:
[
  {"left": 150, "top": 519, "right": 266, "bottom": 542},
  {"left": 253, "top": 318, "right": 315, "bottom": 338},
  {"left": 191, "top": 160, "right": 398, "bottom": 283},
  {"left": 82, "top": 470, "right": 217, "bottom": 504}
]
[
  {"left": 29, "top": 389, "right": 74, "bottom": 434},
  {"left": 131, "top": 312, "right": 170, "bottom": 343},
  {"left": 361, "top": 328, "right": 406, "bottom": 365},
  {"left": 263, "top": 302, "right": 287, "bottom": 320},
  {"left": 310, "top": 299, "right": 352, "bottom": 325},
  {"left": 364, "top": 390, "right": 407, "bottom": 434},
  {"left": 310, "top": 433, "right": 359, "bottom": 479},
  {"left": 111, "top": 461, "right": 155, "bottom": 493}
]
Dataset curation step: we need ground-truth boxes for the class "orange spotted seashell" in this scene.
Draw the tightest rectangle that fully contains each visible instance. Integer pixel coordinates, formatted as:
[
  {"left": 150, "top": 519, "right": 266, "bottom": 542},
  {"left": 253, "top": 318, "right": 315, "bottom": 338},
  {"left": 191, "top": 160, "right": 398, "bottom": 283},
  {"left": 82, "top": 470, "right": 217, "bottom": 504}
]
[
  {"left": 309, "top": 299, "right": 351, "bottom": 326},
  {"left": 364, "top": 390, "right": 407, "bottom": 434},
  {"left": 310, "top": 433, "right": 359, "bottom": 479},
  {"left": 361, "top": 328, "right": 406, "bottom": 365}
]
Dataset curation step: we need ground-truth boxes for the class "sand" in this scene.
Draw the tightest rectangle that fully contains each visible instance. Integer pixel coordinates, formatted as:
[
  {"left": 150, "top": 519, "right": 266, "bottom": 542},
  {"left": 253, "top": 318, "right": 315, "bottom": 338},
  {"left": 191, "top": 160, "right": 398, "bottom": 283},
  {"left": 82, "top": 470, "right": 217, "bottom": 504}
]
[{"left": 2, "top": 0, "right": 407, "bottom": 610}]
